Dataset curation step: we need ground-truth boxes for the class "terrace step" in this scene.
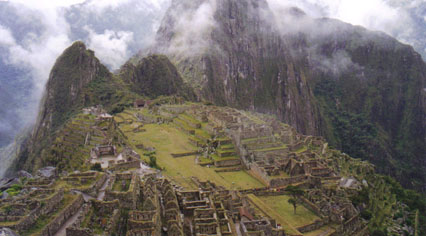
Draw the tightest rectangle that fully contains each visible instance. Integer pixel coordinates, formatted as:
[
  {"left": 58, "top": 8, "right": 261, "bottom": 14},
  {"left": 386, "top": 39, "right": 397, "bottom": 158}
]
[
  {"left": 241, "top": 136, "right": 275, "bottom": 145},
  {"left": 245, "top": 142, "right": 283, "bottom": 151},
  {"left": 217, "top": 149, "right": 236, "bottom": 158},
  {"left": 173, "top": 118, "right": 195, "bottom": 135},
  {"left": 179, "top": 114, "right": 202, "bottom": 129},
  {"left": 189, "top": 137, "right": 207, "bottom": 147},
  {"left": 251, "top": 146, "right": 288, "bottom": 155},
  {"left": 216, "top": 138, "right": 232, "bottom": 146},
  {"left": 219, "top": 144, "right": 235, "bottom": 151}
]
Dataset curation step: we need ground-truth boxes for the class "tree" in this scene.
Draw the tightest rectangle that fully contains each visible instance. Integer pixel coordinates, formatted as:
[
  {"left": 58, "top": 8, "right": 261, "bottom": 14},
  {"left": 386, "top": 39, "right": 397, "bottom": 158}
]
[
  {"left": 285, "top": 185, "right": 304, "bottom": 198},
  {"left": 285, "top": 185, "right": 304, "bottom": 215},
  {"left": 91, "top": 163, "right": 103, "bottom": 172},
  {"left": 288, "top": 198, "right": 298, "bottom": 214}
]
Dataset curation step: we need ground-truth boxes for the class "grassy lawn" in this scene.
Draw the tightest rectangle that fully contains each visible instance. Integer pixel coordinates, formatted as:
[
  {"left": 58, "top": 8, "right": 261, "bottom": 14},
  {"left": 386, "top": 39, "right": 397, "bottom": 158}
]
[
  {"left": 258, "top": 195, "right": 320, "bottom": 228},
  {"left": 113, "top": 179, "right": 130, "bottom": 192},
  {"left": 119, "top": 112, "right": 264, "bottom": 190},
  {"left": 303, "top": 225, "right": 335, "bottom": 236},
  {"left": 295, "top": 146, "right": 308, "bottom": 153},
  {"left": 217, "top": 171, "right": 263, "bottom": 190},
  {"left": 247, "top": 194, "right": 301, "bottom": 235}
]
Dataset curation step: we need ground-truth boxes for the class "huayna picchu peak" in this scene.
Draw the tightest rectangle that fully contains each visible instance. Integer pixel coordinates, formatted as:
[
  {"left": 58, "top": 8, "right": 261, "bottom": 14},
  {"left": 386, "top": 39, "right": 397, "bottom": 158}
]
[{"left": 0, "top": 0, "right": 425, "bottom": 236}]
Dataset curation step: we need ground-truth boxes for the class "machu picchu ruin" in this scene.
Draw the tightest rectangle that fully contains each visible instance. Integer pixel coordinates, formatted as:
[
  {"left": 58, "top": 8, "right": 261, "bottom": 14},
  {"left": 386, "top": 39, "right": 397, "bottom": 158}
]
[
  {"left": 1, "top": 99, "right": 418, "bottom": 236},
  {"left": 1, "top": 0, "right": 425, "bottom": 235}
]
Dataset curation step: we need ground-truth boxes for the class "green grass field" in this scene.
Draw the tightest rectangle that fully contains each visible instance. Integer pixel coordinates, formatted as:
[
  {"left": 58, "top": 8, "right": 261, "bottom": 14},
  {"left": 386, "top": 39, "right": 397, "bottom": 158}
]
[
  {"left": 258, "top": 195, "right": 320, "bottom": 228},
  {"left": 247, "top": 194, "right": 301, "bottom": 235},
  {"left": 248, "top": 194, "right": 322, "bottom": 235},
  {"left": 118, "top": 111, "right": 264, "bottom": 190}
]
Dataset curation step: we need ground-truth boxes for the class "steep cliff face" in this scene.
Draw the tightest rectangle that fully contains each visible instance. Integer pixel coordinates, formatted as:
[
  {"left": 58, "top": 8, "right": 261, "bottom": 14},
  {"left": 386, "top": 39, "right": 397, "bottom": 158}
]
[
  {"left": 152, "top": 0, "right": 426, "bottom": 191},
  {"left": 154, "top": 0, "right": 321, "bottom": 135}
]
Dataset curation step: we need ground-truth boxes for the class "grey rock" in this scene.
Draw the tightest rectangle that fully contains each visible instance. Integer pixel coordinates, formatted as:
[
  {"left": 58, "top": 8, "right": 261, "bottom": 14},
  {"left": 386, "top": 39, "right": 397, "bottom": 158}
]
[
  {"left": 0, "top": 228, "right": 19, "bottom": 236},
  {"left": 1, "top": 191, "right": 8, "bottom": 199},
  {"left": 0, "top": 178, "right": 20, "bottom": 191},
  {"left": 17, "top": 170, "right": 33, "bottom": 179},
  {"left": 36, "top": 166, "right": 57, "bottom": 179}
]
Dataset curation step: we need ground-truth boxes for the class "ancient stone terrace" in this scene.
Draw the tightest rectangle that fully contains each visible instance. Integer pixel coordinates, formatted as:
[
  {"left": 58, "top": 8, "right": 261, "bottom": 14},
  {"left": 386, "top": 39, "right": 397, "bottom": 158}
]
[
  {"left": 0, "top": 188, "right": 64, "bottom": 232},
  {"left": 240, "top": 219, "right": 285, "bottom": 236},
  {"left": 105, "top": 172, "right": 140, "bottom": 209},
  {"left": 65, "top": 171, "right": 108, "bottom": 196},
  {"left": 68, "top": 199, "right": 120, "bottom": 236}
]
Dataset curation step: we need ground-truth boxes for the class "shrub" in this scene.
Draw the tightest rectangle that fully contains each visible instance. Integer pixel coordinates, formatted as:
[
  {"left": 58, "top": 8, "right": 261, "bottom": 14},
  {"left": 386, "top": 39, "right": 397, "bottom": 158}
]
[
  {"left": 361, "top": 210, "right": 372, "bottom": 220},
  {"left": 371, "top": 229, "right": 387, "bottom": 236},
  {"left": 91, "top": 163, "right": 103, "bottom": 172}
]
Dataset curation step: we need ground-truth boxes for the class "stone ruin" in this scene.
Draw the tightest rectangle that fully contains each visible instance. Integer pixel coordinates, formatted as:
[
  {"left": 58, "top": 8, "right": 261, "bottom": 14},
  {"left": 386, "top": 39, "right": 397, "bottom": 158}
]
[
  {"left": 92, "top": 145, "right": 117, "bottom": 158},
  {"left": 170, "top": 104, "right": 367, "bottom": 235}
]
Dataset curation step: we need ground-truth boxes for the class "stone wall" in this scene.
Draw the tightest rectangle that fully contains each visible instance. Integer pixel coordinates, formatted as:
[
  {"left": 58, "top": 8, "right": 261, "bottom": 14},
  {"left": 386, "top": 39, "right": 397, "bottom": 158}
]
[
  {"left": 92, "top": 199, "right": 119, "bottom": 215},
  {"left": 300, "top": 197, "right": 323, "bottom": 217},
  {"left": 39, "top": 194, "right": 84, "bottom": 236},
  {"left": 269, "top": 175, "right": 308, "bottom": 188},
  {"left": 71, "top": 173, "right": 107, "bottom": 197},
  {"left": 214, "top": 167, "right": 242, "bottom": 172},
  {"left": 105, "top": 173, "right": 139, "bottom": 209},
  {"left": 13, "top": 189, "right": 64, "bottom": 232},
  {"left": 108, "top": 160, "right": 140, "bottom": 171},
  {"left": 171, "top": 151, "right": 200, "bottom": 158},
  {"left": 296, "top": 220, "right": 324, "bottom": 233},
  {"left": 214, "top": 159, "right": 241, "bottom": 167},
  {"left": 66, "top": 227, "right": 93, "bottom": 236},
  {"left": 250, "top": 162, "right": 271, "bottom": 185}
]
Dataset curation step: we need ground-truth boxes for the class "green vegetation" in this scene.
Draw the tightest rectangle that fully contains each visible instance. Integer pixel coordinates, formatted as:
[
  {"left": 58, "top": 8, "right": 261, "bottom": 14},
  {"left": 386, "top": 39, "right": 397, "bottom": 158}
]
[
  {"left": 118, "top": 112, "right": 264, "bottom": 190},
  {"left": 285, "top": 185, "right": 305, "bottom": 214},
  {"left": 113, "top": 179, "right": 131, "bottom": 192},
  {"left": 5, "top": 184, "right": 23, "bottom": 197},
  {"left": 257, "top": 195, "right": 320, "bottom": 227},
  {"left": 144, "top": 151, "right": 160, "bottom": 170},
  {"left": 382, "top": 176, "right": 426, "bottom": 235},
  {"left": 313, "top": 63, "right": 425, "bottom": 193},
  {"left": 91, "top": 163, "right": 103, "bottom": 172}
]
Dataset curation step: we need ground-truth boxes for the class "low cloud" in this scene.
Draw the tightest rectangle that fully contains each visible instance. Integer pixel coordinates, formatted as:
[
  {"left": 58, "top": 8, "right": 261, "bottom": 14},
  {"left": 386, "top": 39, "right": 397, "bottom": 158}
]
[
  {"left": 85, "top": 27, "right": 134, "bottom": 70},
  {"left": 266, "top": 0, "right": 426, "bottom": 59},
  {"left": 0, "top": 25, "right": 16, "bottom": 46},
  {"left": 159, "top": 0, "right": 217, "bottom": 57}
]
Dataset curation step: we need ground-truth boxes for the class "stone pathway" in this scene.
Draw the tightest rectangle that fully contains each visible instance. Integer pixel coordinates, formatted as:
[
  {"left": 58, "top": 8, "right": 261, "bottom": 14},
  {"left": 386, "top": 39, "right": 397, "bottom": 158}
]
[
  {"left": 235, "top": 222, "right": 243, "bottom": 236},
  {"left": 53, "top": 207, "right": 84, "bottom": 236},
  {"left": 53, "top": 174, "right": 111, "bottom": 236}
]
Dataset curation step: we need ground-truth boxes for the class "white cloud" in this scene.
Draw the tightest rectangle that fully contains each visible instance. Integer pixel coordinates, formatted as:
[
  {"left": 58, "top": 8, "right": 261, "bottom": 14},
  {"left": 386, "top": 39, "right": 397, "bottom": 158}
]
[
  {"left": 10, "top": 0, "right": 85, "bottom": 9},
  {"left": 268, "top": 0, "right": 409, "bottom": 33},
  {"left": 0, "top": 25, "right": 16, "bottom": 46},
  {"left": 166, "top": 0, "right": 217, "bottom": 56},
  {"left": 85, "top": 27, "right": 134, "bottom": 69}
]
